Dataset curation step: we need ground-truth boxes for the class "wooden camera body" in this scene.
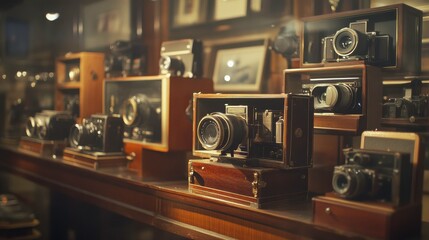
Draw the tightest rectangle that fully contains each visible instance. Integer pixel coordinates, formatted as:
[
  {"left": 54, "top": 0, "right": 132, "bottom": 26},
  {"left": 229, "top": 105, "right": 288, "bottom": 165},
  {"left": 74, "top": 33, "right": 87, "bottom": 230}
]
[
  {"left": 284, "top": 64, "right": 382, "bottom": 135},
  {"left": 192, "top": 93, "right": 314, "bottom": 169},
  {"left": 300, "top": 4, "right": 422, "bottom": 77}
]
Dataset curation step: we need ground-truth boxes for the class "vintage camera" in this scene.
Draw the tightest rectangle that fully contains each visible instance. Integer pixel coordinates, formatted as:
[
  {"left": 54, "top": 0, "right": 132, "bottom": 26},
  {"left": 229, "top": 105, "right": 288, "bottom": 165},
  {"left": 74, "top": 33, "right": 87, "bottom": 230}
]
[
  {"left": 382, "top": 96, "right": 429, "bottom": 119},
  {"left": 322, "top": 20, "right": 391, "bottom": 66},
  {"left": 332, "top": 148, "right": 412, "bottom": 206},
  {"left": 105, "top": 40, "right": 146, "bottom": 77},
  {"left": 159, "top": 39, "right": 203, "bottom": 78},
  {"left": 68, "top": 114, "right": 124, "bottom": 153},
  {"left": 25, "top": 110, "right": 75, "bottom": 141},
  {"left": 120, "top": 93, "right": 161, "bottom": 143},
  {"left": 194, "top": 94, "right": 313, "bottom": 169},
  {"left": 302, "top": 78, "right": 361, "bottom": 114}
]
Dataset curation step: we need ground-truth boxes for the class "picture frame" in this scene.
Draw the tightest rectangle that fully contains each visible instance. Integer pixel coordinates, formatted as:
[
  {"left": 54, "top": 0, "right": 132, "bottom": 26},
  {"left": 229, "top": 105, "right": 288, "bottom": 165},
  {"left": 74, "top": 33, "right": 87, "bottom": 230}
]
[
  {"left": 171, "top": 0, "right": 208, "bottom": 27},
  {"left": 214, "top": 0, "right": 248, "bottom": 21},
  {"left": 212, "top": 39, "right": 268, "bottom": 92},
  {"left": 82, "top": 0, "right": 131, "bottom": 50}
]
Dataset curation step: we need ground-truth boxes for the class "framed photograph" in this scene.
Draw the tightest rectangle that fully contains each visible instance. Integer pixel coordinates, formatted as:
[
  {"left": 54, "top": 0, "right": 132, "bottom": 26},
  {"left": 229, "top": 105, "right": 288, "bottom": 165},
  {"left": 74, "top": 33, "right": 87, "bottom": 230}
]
[
  {"left": 172, "top": 0, "right": 208, "bottom": 27},
  {"left": 214, "top": 0, "right": 248, "bottom": 21},
  {"left": 212, "top": 39, "right": 268, "bottom": 92},
  {"left": 82, "top": 0, "right": 131, "bottom": 50}
]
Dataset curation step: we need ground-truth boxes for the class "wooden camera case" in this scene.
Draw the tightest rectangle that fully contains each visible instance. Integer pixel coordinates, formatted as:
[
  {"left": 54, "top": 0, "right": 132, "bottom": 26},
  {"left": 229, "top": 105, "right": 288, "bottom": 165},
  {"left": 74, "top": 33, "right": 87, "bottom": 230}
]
[
  {"left": 188, "top": 159, "right": 308, "bottom": 208},
  {"left": 284, "top": 64, "right": 382, "bottom": 134},
  {"left": 104, "top": 75, "right": 213, "bottom": 152},
  {"left": 300, "top": 4, "right": 422, "bottom": 76},
  {"left": 313, "top": 131, "right": 424, "bottom": 239},
  {"left": 192, "top": 93, "right": 314, "bottom": 169}
]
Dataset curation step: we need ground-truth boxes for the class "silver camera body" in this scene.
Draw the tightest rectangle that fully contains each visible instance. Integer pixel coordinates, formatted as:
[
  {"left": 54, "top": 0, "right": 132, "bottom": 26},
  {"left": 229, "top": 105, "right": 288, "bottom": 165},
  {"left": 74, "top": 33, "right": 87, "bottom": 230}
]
[{"left": 159, "top": 39, "right": 203, "bottom": 78}]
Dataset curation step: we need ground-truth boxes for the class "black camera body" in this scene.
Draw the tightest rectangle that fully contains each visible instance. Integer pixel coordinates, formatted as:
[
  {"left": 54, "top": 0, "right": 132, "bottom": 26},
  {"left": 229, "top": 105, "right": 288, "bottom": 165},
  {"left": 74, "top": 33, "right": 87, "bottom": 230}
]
[
  {"left": 193, "top": 93, "right": 314, "bottom": 169},
  {"left": 159, "top": 39, "right": 203, "bottom": 78},
  {"left": 25, "top": 110, "right": 75, "bottom": 141},
  {"left": 121, "top": 93, "right": 161, "bottom": 143},
  {"left": 382, "top": 96, "right": 429, "bottom": 119},
  {"left": 105, "top": 40, "right": 146, "bottom": 78},
  {"left": 69, "top": 114, "right": 124, "bottom": 153},
  {"left": 302, "top": 79, "right": 362, "bottom": 114},
  {"left": 322, "top": 20, "right": 391, "bottom": 66},
  {"left": 332, "top": 148, "right": 412, "bottom": 206}
]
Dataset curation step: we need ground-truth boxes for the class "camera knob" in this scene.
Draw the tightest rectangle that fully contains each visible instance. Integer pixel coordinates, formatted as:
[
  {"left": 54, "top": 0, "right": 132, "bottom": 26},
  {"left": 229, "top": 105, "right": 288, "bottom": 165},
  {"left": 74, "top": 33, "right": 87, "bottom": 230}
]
[{"left": 324, "top": 85, "right": 339, "bottom": 108}]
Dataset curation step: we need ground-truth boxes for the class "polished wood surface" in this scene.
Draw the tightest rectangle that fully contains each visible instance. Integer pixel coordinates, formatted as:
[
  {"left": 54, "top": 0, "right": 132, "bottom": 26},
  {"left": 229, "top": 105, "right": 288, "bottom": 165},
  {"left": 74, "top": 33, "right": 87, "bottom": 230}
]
[{"left": 0, "top": 145, "right": 427, "bottom": 240}]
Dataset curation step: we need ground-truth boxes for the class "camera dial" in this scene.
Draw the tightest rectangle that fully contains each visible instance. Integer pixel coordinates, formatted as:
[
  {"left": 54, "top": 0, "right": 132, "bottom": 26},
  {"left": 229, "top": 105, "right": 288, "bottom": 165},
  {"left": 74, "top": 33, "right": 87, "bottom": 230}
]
[
  {"left": 197, "top": 112, "right": 247, "bottom": 155},
  {"left": 333, "top": 27, "right": 369, "bottom": 57}
]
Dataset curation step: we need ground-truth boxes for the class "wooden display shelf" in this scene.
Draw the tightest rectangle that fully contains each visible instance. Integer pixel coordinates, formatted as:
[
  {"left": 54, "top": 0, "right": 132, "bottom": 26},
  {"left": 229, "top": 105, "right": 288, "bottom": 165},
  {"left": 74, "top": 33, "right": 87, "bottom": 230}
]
[{"left": 0, "top": 145, "right": 427, "bottom": 240}]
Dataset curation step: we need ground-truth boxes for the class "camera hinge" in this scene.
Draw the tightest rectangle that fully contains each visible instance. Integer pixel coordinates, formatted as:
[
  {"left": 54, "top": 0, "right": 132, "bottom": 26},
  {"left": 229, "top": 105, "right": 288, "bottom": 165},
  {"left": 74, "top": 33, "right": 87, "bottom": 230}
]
[{"left": 252, "top": 172, "right": 267, "bottom": 198}]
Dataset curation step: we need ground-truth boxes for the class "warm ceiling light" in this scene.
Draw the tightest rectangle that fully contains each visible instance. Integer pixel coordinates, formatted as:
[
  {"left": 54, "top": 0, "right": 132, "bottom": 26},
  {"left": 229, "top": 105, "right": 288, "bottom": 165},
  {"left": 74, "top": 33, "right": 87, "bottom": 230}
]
[{"left": 45, "top": 12, "right": 60, "bottom": 21}]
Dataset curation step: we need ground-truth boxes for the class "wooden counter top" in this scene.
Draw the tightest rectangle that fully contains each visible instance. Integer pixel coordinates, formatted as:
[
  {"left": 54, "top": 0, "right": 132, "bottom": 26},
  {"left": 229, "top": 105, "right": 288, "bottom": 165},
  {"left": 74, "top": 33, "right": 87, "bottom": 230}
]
[{"left": 0, "top": 144, "right": 427, "bottom": 240}]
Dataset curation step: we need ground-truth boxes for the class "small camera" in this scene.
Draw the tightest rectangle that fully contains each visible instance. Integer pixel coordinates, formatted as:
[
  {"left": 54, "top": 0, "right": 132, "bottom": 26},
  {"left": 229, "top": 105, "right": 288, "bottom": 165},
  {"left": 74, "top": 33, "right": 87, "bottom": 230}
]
[
  {"left": 105, "top": 40, "right": 146, "bottom": 78},
  {"left": 322, "top": 20, "right": 391, "bottom": 66},
  {"left": 159, "top": 39, "right": 203, "bottom": 78},
  {"left": 332, "top": 148, "right": 412, "bottom": 206},
  {"left": 120, "top": 94, "right": 161, "bottom": 143},
  {"left": 194, "top": 94, "right": 313, "bottom": 169},
  {"left": 302, "top": 80, "right": 361, "bottom": 114},
  {"left": 382, "top": 96, "right": 429, "bottom": 119},
  {"left": 25, "top": 110, "right": 75, "bottom": 141},
  {"left": 68, "top": 114, "right": 124, "bottom": 153}
]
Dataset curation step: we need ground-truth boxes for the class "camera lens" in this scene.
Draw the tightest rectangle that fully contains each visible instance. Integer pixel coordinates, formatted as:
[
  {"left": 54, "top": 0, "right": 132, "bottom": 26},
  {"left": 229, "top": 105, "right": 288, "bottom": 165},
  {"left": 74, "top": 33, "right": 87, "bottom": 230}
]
[
  {"left": 25, "top": 117, "right": 36, "bottom": 137},
  {"left": 311, "top": 84, "right": 357, "bottom": 113},
  {"left": 332, "top": 166, "right": 367, "bottom": 199},
  {"left": 69, "top": 122, "right": 97, "bottom": 148},
  {"left": 36, "top": 118, "right": 48, "bottom": 139},
  {"left": 197, "top": 113, "right": 247, "bottom": 153},
  {"left": 333, "top": 27, "right": 368, "bottom": 57},
  {"left": 121, "top": 94, "right": 153, "bottom": 126},
  {"left": 159, "top": 56, "right": 185, "bottom": 76}
]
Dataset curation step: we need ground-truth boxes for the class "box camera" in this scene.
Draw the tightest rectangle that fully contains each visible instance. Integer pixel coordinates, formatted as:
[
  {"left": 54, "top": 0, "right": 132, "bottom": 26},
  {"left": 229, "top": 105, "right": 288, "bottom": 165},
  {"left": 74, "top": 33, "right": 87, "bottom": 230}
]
[
  {"left": 68, "top": 114, "right": 124, "bottom": 153},
  {"left": 193, "top": 93, "right": 313, "bottom": 169},
  {"left": 104, "top": 76, "right": 213, "bottom": 152},
  {"left": 301, "top": 4, "right": 422, "bottom": 75},
  {"left": 322, "top": 20, "right": 391, "bottom": 66},
  {"left": 159, "top": 39, "right": 203, "bottom": 78},
  {"left": 25, "top": 110, "right": 75, "bottom": 141},
  {"left": 104, "top": 40, "right": 146, "bottom": 78},
  {"left": 284, "top": 64, "right": 382, "bottom": 134},
  {"left": 332, "top": 148, "right": 412, "bottom": 206},
  {"left": 302, "top": 80, "right": 361, "bottom": 114},
  {"left": 382, "top": 96, "right": 429, "bottom": 119}
]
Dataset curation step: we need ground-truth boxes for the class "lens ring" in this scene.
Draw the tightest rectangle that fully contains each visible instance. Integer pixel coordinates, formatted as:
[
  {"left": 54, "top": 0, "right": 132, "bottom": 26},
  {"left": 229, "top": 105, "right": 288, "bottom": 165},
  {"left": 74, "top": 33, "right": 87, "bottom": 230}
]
[
  {"left": 36, "top": 118, "right": 47, "bottom": 139},
  {"left": 25, "top": 117, "right": 36, "bottom": 137},
  {"left": 122, "top": 98, "right": 138, "bottom": 126},
  {"left": 197, "top": 113, "right": 230, "bottom": 150},
  {"left": 332, "top": 166, "right": 367, "bottom": 199},
  {"left": 69, "top": 124, "right": 83, "bottom": 148},
  {"left": 334, "top": 84, "right": 355, "bottom": 112},
  {"left": 333, "top": 28, "right": 359, "bottom": 57}
]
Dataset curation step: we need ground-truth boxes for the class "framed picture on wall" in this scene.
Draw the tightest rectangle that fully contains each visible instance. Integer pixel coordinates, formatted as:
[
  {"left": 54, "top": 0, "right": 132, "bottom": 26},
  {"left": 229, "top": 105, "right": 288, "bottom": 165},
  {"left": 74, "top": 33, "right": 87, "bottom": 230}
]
[
  {"left": 172, "top": 0, "right": 208, "bottom": 27},
  {"left": 213, "top": 0, "right": 248, "bottom": 21},
  {"left": 82, "top": 0, "right": 131, "bottom": 50},
  {"left": 212, "top": 39, "right": 268, "bottom": 92}
]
